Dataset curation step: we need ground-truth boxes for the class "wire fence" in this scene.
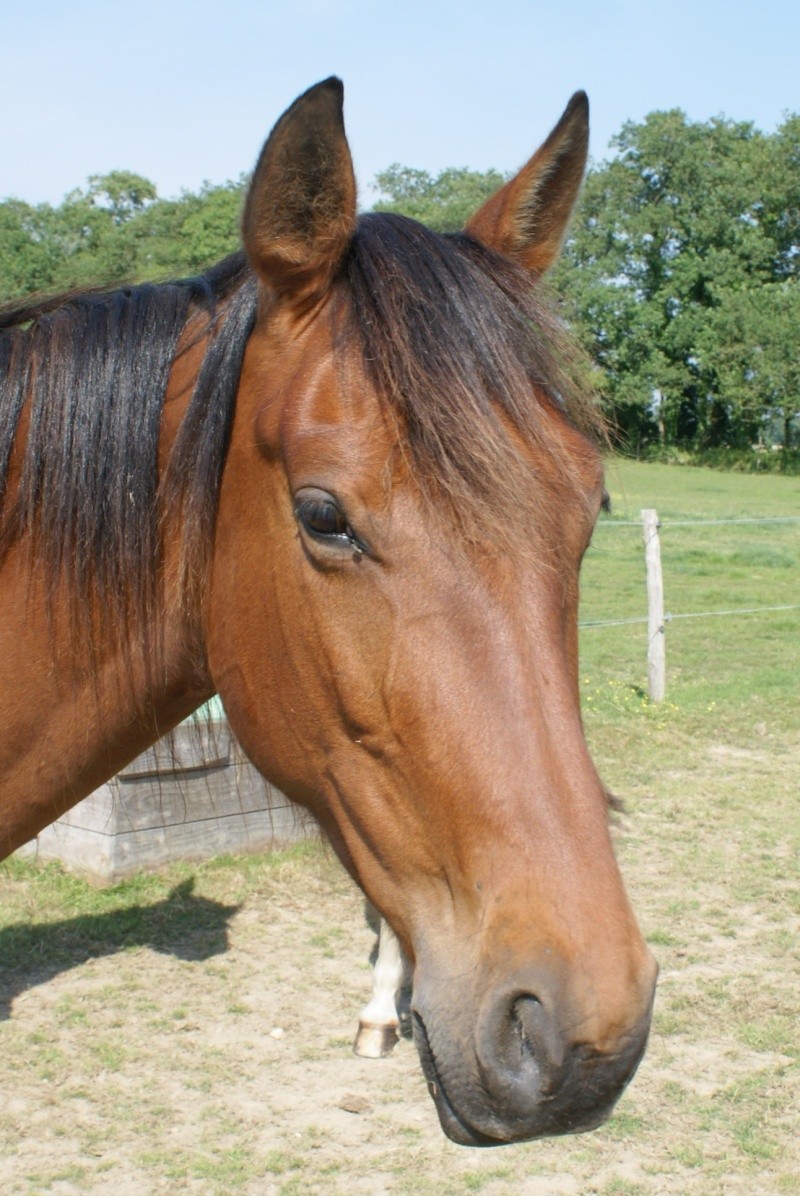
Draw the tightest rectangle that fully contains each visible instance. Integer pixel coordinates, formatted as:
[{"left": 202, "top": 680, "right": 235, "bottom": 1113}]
[
  {"left": 577, "top": 510, "right": 799, "bottom": 697},
  {"left": 580, "top": 603, "right": 800, "bottom": 630},
  {"left": 579, "top": 513, "right": 800, "bottom": 631},
  {"left": 594, "top": 516, "right": 800, "bottom": 528}
]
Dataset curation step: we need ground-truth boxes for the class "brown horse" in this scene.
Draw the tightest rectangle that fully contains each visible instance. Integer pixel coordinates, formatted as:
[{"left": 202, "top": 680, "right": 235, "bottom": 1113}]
[{"left": 0, "top": 79, "right": 656, "bottom": 1146}]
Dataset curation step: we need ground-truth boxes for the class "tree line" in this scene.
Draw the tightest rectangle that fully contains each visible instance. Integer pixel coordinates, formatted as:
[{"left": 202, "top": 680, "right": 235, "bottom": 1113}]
[{"left": 2, "top": 109, "right": 798, "bottom": 468}]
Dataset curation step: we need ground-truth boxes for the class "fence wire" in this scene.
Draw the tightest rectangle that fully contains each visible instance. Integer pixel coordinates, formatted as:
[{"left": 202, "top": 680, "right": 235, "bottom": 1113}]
[
  {"left": 581, "top": 512, "right": 799, "bottom": 630},
  {"left": 580, "top": 603, "right": 800, "bottom": 631},
  {"left": 596, "top": 515, "right": 800, "bottom": 528}
]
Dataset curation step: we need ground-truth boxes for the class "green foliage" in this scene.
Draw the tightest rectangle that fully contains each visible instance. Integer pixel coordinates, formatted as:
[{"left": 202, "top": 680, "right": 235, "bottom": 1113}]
[
  {"left": 553, "top": 110, "right": 800, "bottom": 458},
  {"left": 0, "top": 174, "right": 247, "bottom": 301},
  {"left": 644, "top": 444, "right": 800, "bottom": 475},
  {"left": 371, "top": 163, "right": 506, "bottom": 232},
  {"left": 86, "top": 170, "right": 158, "bottom": 223},
  {"left": 0, "top": 198, "right": 62, "bottom": 297},
  {"left": 705, "top": 283, "right": 800, "bottom": 447},
  {"left": 178, "top": 182, "right": 245, "bottom": 271}
]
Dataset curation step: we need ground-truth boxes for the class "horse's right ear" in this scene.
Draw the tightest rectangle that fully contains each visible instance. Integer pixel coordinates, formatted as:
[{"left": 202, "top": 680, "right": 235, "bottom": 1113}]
[{"left": 242, "top": 78, "right": 357, "bottom": 305}]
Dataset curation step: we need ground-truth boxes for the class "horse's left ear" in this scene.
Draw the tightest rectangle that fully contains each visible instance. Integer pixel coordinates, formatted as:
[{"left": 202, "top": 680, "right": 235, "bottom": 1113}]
[
  {"left": 242, "top": 77, "right": 357, "bottom": 304},
  {"left": 465, "top": 92, "right": 589, "bottom": 276}
]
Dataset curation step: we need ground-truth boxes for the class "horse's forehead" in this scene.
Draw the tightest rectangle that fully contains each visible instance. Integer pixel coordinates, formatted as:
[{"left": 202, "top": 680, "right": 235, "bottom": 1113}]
[
  {"left": 287, "top": 351, "right": 388, "bottom": 449},
  {"left": 248, "top": 321, "right": 397, "bottom": 494}
]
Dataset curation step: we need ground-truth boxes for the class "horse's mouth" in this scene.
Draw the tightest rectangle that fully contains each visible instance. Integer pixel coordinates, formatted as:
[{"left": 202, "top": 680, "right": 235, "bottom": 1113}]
[
  {"left": 411, "top": 1010, "right": 505, "bottom": 1147},
  {"left": 410, "top": 1008, "right": 626, "bottom": 1147}
]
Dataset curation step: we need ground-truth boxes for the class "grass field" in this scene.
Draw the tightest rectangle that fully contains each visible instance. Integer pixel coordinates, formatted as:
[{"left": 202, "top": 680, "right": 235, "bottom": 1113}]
[{"left": 1, "top": 459, "right": 798, "bottom": 1194}]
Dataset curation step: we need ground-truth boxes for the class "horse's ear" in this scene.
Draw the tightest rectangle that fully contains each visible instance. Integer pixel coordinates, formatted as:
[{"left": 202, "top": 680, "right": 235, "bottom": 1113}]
[
  {"left": 242, "top": 77, "right": 356, "bottom": 303},
  {"left": 465, "top": 92, "right": 589, "bottom": 276}
]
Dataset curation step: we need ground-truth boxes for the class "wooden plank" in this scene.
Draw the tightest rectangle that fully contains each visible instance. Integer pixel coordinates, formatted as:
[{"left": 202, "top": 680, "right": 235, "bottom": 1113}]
[
  {"left": 118, "top": 719, "right": 232, "bottom": 777},
  {"left": 53, "top": 765, "right": 288, "bottom": 834},
  {"left": 22, "top": 819, "right": 117, "bottom": 880},
  {"left": 17, "top": 718, "right": 314, "bottom": 882}
]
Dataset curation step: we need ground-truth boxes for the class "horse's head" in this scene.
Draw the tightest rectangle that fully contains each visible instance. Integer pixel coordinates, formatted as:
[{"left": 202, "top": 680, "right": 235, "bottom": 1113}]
[{"left": 207, "top": 79, "right": 656, "bottom": 1144}]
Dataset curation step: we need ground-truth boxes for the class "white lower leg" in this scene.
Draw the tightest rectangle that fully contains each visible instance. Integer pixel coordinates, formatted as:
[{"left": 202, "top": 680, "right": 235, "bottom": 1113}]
[{"left": 354, "top": 918, "right": 408, "bottom": 1058}]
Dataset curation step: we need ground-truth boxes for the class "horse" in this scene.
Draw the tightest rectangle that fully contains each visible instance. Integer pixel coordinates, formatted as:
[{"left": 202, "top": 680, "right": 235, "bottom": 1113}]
[{"left": 0, "top": 78, "right": 657, "bottom": 1146}]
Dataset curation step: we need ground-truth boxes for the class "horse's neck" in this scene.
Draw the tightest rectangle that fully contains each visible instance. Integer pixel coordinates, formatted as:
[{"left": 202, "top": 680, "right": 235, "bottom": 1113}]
[
  {"left": 0, "top": 312, "right": 220, "bottom": 859},
  {"left": 0, "top": 556, "right": 213, "bottom": 858},
  {"left": 0, "top": 512, "right": 214, "bottom": 862}
]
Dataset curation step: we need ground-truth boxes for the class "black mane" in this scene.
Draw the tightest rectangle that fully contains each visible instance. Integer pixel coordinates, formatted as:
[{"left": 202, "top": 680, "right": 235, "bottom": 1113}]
[{"left": 0, "top": 254, "right": 257, "bottom": 634}]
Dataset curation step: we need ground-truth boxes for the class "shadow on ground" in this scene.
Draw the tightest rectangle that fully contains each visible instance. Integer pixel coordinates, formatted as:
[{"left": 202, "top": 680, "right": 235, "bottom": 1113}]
[{"left": 0, "top": 878, "right": 240, "bottom": 1019}]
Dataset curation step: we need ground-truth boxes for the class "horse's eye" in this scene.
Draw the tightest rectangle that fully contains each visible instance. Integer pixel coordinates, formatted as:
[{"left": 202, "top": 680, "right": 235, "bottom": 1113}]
[{"left": 294, "top": 489, "right": 352, "bottom": 543}]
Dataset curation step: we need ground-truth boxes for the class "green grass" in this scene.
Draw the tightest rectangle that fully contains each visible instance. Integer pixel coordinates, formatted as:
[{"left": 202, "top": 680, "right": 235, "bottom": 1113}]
[{"left": 580, "top": 460, "right": 800, "bottom": 757}]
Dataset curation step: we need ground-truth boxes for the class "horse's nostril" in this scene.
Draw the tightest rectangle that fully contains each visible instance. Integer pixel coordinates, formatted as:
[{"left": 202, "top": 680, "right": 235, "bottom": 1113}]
[
  {"left": 508, "top": 991, "right": 566, "bottom": 1077},
  {"left": 511, "top": 995, "right": 540, "bottom": 1060}
]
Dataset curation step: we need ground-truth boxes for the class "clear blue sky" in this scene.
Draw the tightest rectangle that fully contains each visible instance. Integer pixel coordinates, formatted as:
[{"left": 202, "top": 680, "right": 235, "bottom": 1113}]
[{"left": 2, "top": 0, "right": 798, "bottom": 206}]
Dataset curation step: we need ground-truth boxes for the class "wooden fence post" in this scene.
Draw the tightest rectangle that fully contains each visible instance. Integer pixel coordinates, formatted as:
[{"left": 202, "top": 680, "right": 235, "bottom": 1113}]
[{"left": 641, "top": 508, "right": 666, "bottom": 702}]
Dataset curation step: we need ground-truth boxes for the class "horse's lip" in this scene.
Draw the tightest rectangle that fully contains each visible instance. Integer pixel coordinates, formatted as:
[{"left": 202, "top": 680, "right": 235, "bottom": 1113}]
[{"left": 411, "top": 1010, "right": 507, "bottom": 1147}]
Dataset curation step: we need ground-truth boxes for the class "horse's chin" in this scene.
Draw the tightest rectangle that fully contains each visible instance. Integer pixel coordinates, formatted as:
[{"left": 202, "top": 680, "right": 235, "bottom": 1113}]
[{"left": 432, "top": 1094, "right": 611, "bottom": 1148}]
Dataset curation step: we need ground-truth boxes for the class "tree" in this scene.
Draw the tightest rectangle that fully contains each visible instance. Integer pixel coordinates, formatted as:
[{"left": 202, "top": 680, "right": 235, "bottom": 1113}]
[
  {"left": 0, "top": 175, "right": 247, "bottom": 302},
  {"left": 706, "top": 283, "right": 800, "bottom": 449},
  {"left": 0, "top": 199, "right": 62, "bottom": 301},
  {"left": 86, "top": 171, "right": 157, "bottom": 223},
  {"left": 177, "top": 180, "right": 246, "bottom": 272},
  {"left": 553, "top": 110, "right": 800, "bottom": 455},
  {"left": 372, "top": 165, "right": 506, "bottom": 233}
]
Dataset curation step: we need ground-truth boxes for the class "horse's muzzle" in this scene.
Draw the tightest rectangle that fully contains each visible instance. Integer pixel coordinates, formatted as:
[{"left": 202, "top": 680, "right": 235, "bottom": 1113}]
[{"left": 411, "top": 965, "right": 656, "bottom": 1146}]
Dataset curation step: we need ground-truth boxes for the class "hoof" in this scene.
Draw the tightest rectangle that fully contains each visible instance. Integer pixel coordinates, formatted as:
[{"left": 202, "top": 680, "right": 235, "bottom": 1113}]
[{"left": 353, "top": 1022, "right": 399, "bottom": 1058}]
